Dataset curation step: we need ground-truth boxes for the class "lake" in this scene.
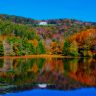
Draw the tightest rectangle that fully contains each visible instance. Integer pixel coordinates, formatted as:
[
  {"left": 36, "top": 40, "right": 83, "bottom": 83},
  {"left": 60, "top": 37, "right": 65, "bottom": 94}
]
[{"left": 0, "top": 57, "right": 96, "bottom": 96}]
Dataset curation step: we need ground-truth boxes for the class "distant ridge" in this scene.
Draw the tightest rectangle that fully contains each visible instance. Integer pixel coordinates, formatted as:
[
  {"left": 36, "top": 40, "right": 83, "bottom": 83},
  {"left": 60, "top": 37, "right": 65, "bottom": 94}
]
[{"left": 0, "top": 14, "right": 96, "bottom": 26}]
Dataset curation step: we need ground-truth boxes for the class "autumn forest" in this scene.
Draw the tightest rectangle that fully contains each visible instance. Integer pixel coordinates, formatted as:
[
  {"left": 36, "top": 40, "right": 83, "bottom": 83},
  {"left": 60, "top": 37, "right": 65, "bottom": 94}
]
[{"left": 0, "top": 14, "right": 96, "bottom": 57}]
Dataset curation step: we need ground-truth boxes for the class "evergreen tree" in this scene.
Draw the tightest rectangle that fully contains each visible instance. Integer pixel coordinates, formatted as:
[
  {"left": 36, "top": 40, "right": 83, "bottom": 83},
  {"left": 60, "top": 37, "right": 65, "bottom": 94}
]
[
  {"left": 0, "top": 41, "right": 4, "bottom": 56},
  {"left": 62, "top": 41, "right": 70, "bottom": 56},
  {"left": 37, "top": 41, "right": 46, "bottom": 54}
]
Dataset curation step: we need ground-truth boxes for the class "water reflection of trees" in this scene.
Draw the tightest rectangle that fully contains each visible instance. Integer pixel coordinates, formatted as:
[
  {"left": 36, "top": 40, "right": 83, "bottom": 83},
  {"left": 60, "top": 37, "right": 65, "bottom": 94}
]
[
  {"left": 67, "top": 58, "right": 96, "bottom": 86},
  {"left": 0, "top": 58, "right": 46, "bottom": 85},
  {"left": 0, "top": 58, "right": 96, "bottom": 88}
]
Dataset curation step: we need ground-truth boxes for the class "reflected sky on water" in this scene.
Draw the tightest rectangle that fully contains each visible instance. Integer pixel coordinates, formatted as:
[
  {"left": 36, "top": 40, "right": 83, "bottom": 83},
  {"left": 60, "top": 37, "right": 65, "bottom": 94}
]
[{"left": 0, "top": 57, "right": 96, "bottom": 94}]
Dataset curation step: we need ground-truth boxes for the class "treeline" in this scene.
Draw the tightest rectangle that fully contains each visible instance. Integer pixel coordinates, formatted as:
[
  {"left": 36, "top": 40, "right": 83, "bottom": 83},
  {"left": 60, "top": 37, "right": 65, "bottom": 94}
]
[
  {"left": 0, "top": 37, "right": 46, "bottom": 56},
  {"left": 0, "top": 20, "right": 39, "bottom": 40},
  {"left": 0, "top": 14, "right": 39, "bottom": 25},
  {"left": 62, "top": 28, "right": 96, "bottom": 57},
  {"left": 0, "top": 14, "right": 96, "bottom": 57},
  {"left": 0, "top": 19, "right": 46, "bottom": 56},
  {"left": 0, "top": 14, "right": 96, "bottom": 40}
]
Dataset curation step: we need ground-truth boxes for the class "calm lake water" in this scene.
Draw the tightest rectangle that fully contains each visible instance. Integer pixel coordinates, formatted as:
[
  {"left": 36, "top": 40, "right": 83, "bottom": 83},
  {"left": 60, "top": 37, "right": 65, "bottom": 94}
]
[{"left": 0, "top": 57, "right": 96, "bottom": 96}]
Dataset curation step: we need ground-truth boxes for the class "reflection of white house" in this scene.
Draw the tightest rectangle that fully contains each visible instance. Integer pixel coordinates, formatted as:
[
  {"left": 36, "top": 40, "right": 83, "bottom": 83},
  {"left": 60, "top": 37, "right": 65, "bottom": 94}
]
[{"left": 39, "top": 22, "right": 48, "bottom": 25}]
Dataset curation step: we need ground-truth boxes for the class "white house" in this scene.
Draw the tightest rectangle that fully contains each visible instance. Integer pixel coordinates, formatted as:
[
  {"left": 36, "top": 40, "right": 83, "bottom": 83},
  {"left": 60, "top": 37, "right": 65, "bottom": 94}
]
[{"left": 39, "top": 22, "right": 48, "bottom": 25}]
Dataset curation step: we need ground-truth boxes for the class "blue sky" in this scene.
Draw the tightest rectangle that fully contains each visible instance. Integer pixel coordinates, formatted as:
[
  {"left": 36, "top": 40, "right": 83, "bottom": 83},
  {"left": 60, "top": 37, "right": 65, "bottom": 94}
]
[{"left": 0, "top": 0, "right": 96, "bottom": 22}]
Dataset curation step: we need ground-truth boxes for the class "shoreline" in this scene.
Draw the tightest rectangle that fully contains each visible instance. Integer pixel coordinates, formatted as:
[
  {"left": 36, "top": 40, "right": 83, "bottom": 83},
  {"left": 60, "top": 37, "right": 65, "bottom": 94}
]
[
  {"left": 0, "top": 54, "right": 65, "bottom": 59},
  {"left": 0, "top": 54, "right": 90, "bottom": 59}
]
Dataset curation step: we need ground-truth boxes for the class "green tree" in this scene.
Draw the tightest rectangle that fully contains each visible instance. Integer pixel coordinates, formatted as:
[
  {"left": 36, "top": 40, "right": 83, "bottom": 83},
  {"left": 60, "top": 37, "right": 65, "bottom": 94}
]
[
  {"left": 62, "top": 40, "right": 70, "bottom": 56},
  {"left": 26, "top": 43, "right": 36, "bottom": 55},
  {"left": 0, "top": 41, "right": 4, "bottom": 56},
  {"left": 37, "top": 41, "right": 46, "bottom": 54},
  {"left": 69, "top": 41, "right": 79, "bottom": 56}
]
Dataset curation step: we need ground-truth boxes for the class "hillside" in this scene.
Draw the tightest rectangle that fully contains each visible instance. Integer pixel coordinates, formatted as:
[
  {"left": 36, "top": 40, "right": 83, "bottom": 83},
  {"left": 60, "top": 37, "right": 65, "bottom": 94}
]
[
  {"left": 0, "top": 14, "right": 96, "bottom": 56},
  {"left": 63, "top": 28, "right": 96, "bottom": 57},
  {"left": 0, "top": 14, "right": 96, "bottom": 40}
]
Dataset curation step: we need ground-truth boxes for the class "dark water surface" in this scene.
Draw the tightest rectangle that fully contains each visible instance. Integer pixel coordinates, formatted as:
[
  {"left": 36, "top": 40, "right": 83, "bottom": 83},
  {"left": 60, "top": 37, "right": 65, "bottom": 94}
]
[{"left": 0, "top": 58, "right": 96, "bottom": 95}]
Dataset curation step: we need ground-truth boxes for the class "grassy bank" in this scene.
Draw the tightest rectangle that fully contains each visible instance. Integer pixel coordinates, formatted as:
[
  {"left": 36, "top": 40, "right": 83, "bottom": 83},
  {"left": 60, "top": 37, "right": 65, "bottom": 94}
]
[
  {"left": 0, "top": 54, "right": 67, "bottom": 59},
  {"left": 0, "top": 54, "right": 90, "bottom": 59}
]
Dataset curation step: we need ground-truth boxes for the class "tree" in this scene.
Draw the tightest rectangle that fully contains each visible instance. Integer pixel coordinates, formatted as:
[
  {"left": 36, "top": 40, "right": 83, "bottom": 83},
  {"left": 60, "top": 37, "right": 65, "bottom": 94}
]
[
  {"left": 37, "top": 41, "right": 46, "bottom": 54},
  {"left": 62, "top": 40, "right": 70, "bottom": 56},
  {"left": 0, "top": 41, "right": 4, "bottom": 56},
  {"left": 26, "top": 43, "right": 36, "bottom": 55},
  {"left": 50, "top": 41, "right": 57, "bottom": 54},
  {"left": 69, "top": 41, "right": 79, "bottom": 56},
  {"left": 32, "top": 39, "right": 38, "bottom": 54}
]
